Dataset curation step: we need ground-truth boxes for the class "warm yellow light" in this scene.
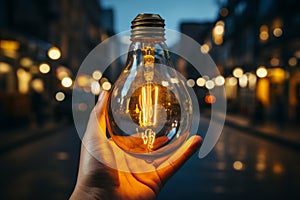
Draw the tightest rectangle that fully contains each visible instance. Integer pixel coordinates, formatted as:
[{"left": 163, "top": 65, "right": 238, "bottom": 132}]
[
  {"left": 214, "top": 25, "right": 224, "bottom": 35},
  {"left": 269, "top": 68, "right": 285, "bottom": 83},
  {"left": 288, "top": 57, "right": 297, "bottom": 67},
  {"left": 196, "top": 77, "right": 206, "bottom": 87},
  {"left": 215, "top": 75, "right": 225, "bottom": 86},
  {"left": 102, "top": 81, "right": 112, "bottom": 91},
  {"left": 31, "top": 79, "right": 44, "bottom": 92},
  {"left": 92, "top": 70, "right": 102, "bottom": 80},
  {"left": 270, "top": 57, "right": 280, "bottom": 66},
  {"left": 200, "top": 44, "right": 210, "bottom": 54},
  {"left": 48, "top": 46, "right": 61, "bottom": 60},
  {"left": 61, "top": 77, "right": 73, "bottom": 88},
  {"left": 56, "top": 66, "right": 70, "bottom": 80},
  {"left": 260, "top": 31, "right": 269, "bottom": 41},
  {"left": 17, "top": 68, "right": 31, "bottom": 94},
  {"left": 186, "top": 79, "right": 195, "bottom": 87},
  {"left": 228, "top": 77, "right": 237, "bottom": 86},
  {"left": 247, "top": 73, "right": 257, "bottom": 90},
  {"left": 214, "top": 37, "right": 223, "bottom": 45},
  {"left": 256, "top": 66, "right": 268, "bottom": 78},
  {"left": 205, "top": 80, "right": 215, "bottom": 90},
  {"left": 273, "top": 28, "right": 283, "bottom": 37},
  {"left": 0, "top": 40, "right": 20, "bottom": 51},
  {"left": 233, "top": 161, "right": 244, "bottom": 171},
  {"left": 0, "top": 62, "right": 11, "bottom": 74},
  {"left": 20, "top": 57, "right": 33, "bottom": 67},
  {"left": 91, "top": 81, "right": 101, "bottom": 95},
  {"left": 233, "top": 67, "right": 243, "bottom": 78},
  {"left": 273, "top": 163, "right": 284, "bottom": 174},
  {"left": 77, "top": 74, "right": 89, "bottom": 87},
  {"left": 239, "top": 74, "right": 248, "bottom": 88},
  {"left": 55, "top": 92, "right": 65, "bottom": 101},
  {"left": 256, "top": 78, "right": 270, "bottom": 105},
  {"left": 39, "top": 63, "right": 50, "bottom": 74}
]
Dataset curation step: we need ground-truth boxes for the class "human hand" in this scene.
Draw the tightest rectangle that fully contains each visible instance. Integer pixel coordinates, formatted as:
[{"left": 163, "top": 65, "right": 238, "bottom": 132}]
[{"left": 70, "top": 91, "right": 202, "bottom": 200}]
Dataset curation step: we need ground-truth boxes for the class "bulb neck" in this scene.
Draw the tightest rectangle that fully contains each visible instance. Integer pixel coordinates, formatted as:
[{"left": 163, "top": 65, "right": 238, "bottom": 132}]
[{"left": 130, "top": 13, "right": 165, "bottom": 41}]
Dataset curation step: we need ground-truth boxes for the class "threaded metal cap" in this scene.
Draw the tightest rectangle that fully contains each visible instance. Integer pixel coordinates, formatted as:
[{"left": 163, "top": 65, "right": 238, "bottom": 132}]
[
  {"left": 130, "top": 13, "right": 165, "bottom": 40},
  {"left": 131, "top": 13, "right": 165, "bottom": 29}
]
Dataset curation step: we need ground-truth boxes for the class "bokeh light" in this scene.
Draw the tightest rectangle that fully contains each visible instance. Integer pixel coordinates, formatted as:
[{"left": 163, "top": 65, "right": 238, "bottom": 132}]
[
  {"left": 39, "top": 63, "right": 50, "bottom": 74},
  {"left": 55, "top": 92, "right": 65, "bottom": 101},
  {"left": 61, "top": 77, "right": 73, "bottom": 88},
  {"left": 233, "top": 67, "right": 243, "bottom": 78},
  {"left": 48, "top": 46, "right": 61, "bottom": 60},
  {"left": 256, "top": 66, "right": 268, "bottom": 78},
  {"left": 187, "top": 79, "right": 195, "bottom": 87},
  {"left": 196, "top": 77, "right": 206, "bottom": 87}
]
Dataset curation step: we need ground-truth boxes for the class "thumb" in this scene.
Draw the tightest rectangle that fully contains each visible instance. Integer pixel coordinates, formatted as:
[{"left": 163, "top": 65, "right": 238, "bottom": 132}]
[{"left": 157, "top": 135, "right": 202, "bottom": 183}]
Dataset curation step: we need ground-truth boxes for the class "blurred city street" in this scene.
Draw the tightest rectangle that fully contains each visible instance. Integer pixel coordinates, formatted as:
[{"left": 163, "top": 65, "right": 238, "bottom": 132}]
[
  {"left": 1, "top": 0, "right": 300, "bottom": 199},
  {"left": 0, "top": 117, "right": 300, "bottom": 200}
]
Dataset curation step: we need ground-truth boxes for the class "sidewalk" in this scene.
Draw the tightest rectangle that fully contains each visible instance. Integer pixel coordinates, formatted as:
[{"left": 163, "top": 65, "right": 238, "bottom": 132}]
[
  {"left": 0, "top": 119, "right": 72, "bottom": 154},
  {"left": 224, "top": 113, "right": 300, "bottom": 150}
]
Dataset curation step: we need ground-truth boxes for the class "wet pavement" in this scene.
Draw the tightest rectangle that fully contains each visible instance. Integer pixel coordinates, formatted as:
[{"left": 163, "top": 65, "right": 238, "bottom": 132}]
[{"left": 0, "top": 119, "right": 300, "bottom": 200}]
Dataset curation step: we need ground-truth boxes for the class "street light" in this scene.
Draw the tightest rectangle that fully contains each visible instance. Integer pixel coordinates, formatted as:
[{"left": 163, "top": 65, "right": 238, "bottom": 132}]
[
  {"left": 39, "top": 63, "right": 51, "bottom": 74},
  {"left": 256, "top": 66, "right": 268, "bottom": 78},
  {"left": 48, "top": 47, "right": 61, "bottom": 60}
]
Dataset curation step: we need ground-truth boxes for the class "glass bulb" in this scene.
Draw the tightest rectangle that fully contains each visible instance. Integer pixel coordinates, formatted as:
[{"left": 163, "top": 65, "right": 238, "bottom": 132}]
[{"left": 106, "top": 14, "right": 193, "bottom": 155}]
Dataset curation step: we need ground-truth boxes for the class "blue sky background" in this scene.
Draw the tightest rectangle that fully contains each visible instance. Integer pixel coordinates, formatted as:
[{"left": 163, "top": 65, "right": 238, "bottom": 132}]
[{"left": 100, "top": 0, "right": 219, "bottom": 33}]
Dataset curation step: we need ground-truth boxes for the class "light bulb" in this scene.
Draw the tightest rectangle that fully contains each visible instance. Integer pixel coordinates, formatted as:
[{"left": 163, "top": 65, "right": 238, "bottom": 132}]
[{"left": 106, "top": 14, "right": 193, "bottom": 155}]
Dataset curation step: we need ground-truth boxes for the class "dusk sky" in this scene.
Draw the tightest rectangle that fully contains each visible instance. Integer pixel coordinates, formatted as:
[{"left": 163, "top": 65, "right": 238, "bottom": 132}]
[{"left": 101, "top": 0, "right": 219, "bottom": 34}]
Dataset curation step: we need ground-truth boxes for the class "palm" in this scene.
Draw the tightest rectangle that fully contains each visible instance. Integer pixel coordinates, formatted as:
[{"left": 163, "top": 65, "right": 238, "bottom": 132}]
[{"left": 71, "top": 91, "right": 202, "bottom": 200}]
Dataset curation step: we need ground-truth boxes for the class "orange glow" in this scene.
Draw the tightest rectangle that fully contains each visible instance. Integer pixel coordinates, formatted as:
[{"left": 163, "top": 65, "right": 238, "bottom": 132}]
[
  {"left": 0, "top": 40, "right": 20, "bottom": 51},
  {"left": 273, "top": 163, "right": 284, "bottom": 174},
  {"left": 233, "top": 161, "right": 244, "bottom": 171},
  {"left": 269, "top": 68, "right": 285, "bottom": 83},
  {"left": 260, "top": 31, "right": 269, "bottom": 41},
  {"left": 213, "top": 37, "right": 223, "bottom": 45},
  {"left": 256, "top": 78, "right": 270, "bottom": 105},
  {"left": 205, "top": 94, "right": 216, "bottom": 104}
]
